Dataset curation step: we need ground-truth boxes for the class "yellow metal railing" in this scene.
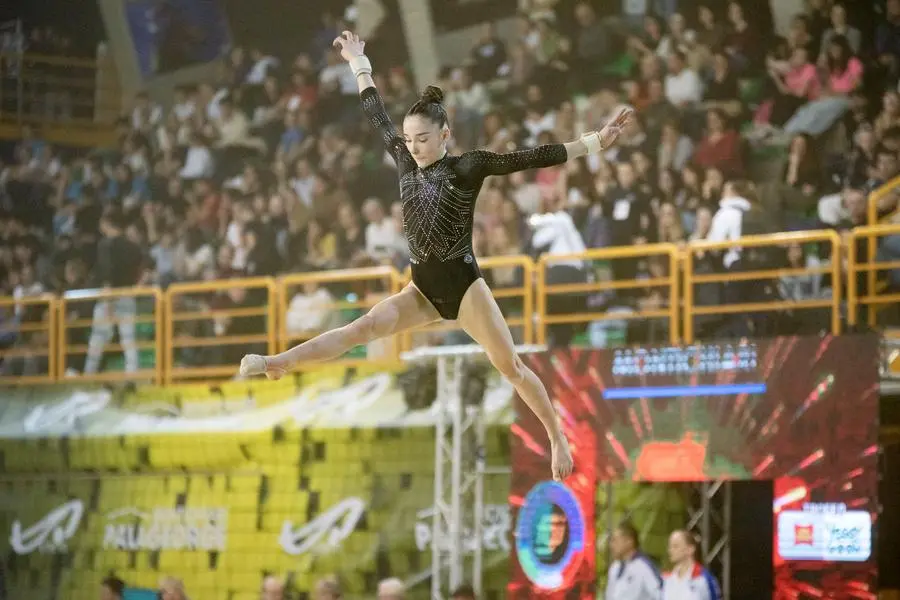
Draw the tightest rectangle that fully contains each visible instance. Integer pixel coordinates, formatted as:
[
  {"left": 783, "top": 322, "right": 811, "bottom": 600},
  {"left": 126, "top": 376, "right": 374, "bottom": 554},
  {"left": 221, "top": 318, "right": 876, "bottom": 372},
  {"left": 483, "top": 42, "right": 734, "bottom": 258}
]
[
  {"left": 6, "top": 223, "right": 900, "bottom": 386},
  {"left": 165, "top": 278, "right": 277, "bottom": 383},
  {"left": 683, "top": 231, "right": 842, "bottom": 343},
  {"left": 848, "top": 224, "right": 900, "bottom": 327},
  {"left": 59, "top": 287, "right": 164, "bottom": 384},
  {"left": 536, "top": 244, "right": 680, "bottom": 345},
  {"left": 278, "top": 267, "right": 402, "bottom": 367},
  {"left": 401, "top": 255, "right": 536, "bottom": 350},
  {"left": 868, "top": 174, "right": 900, "bottom": 226},
  {"left": 866, "top": 177, "right": 900, "bottom": 305},
  {"left": 0, "top": 294, "right": 57, "bottom": 385}
]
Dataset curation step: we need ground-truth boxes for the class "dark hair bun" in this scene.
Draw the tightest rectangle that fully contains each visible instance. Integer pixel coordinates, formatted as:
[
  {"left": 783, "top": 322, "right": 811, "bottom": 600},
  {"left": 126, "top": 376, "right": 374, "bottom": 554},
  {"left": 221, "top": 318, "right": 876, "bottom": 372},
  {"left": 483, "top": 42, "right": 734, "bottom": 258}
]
[{"left": 421, "top": 85, "right": 445, "bottom": 104}]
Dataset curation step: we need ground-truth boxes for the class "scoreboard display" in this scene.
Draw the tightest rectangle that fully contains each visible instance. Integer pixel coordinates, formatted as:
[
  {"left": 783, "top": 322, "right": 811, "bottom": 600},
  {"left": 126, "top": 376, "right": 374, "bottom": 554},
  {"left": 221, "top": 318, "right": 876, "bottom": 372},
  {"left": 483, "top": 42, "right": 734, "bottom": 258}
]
[{"left": 611, "top": 342, "right": 760, "bottom": 378}]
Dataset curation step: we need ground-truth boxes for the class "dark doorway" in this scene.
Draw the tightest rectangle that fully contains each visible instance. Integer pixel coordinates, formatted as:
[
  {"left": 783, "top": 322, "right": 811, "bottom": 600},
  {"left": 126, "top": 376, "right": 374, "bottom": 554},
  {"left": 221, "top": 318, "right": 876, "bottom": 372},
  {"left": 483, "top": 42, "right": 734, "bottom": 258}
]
[{"left": 730, "top": 480, "right": 774, "bottom": 600}]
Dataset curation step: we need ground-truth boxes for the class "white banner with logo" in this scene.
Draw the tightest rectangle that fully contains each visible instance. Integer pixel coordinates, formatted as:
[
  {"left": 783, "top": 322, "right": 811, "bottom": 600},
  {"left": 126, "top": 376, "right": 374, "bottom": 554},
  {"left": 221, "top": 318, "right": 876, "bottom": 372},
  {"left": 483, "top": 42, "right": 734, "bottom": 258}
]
[
  {"left": 8, "top": 499, "right": 85, "bottom": 555},
  {"left": 279, "top": 497, "right": 366, "bottom": 555},
  {"left": 0, "top": 374, "right": 514, "bottom": 439},
  {"left": 102, "top": 507, "right": 228, "bottom": 551},
  {"left": 413, "top": 503, "right": 511, "bottom": 553}
]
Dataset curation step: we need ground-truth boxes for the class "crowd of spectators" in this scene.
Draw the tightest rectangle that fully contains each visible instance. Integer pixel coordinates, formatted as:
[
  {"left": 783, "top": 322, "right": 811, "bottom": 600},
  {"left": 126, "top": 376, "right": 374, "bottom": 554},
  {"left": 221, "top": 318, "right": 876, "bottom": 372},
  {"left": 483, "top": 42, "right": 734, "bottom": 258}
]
[{"left": 3, "top": 0, "right": 900, "bottom": 375}]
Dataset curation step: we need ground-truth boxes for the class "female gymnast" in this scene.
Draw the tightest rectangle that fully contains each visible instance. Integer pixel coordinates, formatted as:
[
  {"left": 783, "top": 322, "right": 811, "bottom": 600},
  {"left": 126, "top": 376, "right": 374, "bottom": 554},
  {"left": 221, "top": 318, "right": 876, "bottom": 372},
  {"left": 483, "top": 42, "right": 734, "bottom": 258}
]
[{"left": 241, "top": 31, "right": 632, "bottom": 481}]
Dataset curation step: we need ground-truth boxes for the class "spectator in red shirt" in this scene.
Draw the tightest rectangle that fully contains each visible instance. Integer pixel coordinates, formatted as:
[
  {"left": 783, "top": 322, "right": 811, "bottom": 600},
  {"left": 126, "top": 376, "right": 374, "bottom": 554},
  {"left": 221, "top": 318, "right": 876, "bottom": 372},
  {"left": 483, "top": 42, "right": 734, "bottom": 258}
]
[{"left": 693, "top": 109, "right": 744, "bottom": 178}]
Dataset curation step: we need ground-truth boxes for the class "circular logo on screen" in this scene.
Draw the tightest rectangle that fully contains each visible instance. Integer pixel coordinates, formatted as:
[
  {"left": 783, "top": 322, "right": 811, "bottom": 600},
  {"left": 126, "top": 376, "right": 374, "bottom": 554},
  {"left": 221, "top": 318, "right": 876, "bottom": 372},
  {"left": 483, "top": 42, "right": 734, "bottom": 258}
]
[{"left": 515, "top": 481, "right": 585, "bottom": 590}]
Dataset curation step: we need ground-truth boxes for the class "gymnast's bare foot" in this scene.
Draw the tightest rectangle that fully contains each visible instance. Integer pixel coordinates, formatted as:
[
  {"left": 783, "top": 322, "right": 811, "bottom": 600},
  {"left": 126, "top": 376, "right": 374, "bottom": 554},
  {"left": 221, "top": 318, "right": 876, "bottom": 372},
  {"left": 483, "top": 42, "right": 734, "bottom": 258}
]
[
  {"left": 551, "top": 434, "right": 574, "bottom": 481},
  {"left": 239, "top": 354, "right": 288, "bottom": 380}
]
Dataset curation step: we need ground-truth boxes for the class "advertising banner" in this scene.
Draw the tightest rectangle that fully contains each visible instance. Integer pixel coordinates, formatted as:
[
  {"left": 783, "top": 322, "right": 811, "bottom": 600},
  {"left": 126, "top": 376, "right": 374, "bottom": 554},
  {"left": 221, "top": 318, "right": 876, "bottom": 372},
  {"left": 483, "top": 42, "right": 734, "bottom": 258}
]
[
  {"left": 509, "top": 334, "right": 880, "bottom": 599},
  {"left": 0, "top": 369, "right": 514, "bottom": 600}
]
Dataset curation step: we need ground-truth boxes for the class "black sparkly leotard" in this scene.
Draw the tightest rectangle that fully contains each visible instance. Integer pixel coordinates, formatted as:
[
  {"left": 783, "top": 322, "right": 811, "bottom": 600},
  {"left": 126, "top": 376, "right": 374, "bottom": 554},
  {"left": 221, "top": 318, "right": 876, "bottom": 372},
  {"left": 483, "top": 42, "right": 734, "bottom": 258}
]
[{"left": 361, "top": 87, "right": 568, "bottom": 319}]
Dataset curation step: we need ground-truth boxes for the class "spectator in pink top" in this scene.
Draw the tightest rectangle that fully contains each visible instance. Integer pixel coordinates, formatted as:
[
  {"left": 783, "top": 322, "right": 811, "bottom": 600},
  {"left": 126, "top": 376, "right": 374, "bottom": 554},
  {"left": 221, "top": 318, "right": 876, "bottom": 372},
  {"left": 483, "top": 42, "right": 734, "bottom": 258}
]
[
  {"left": 823, "top": 36, "right": 863, "bottom": 95},
  {"left": 754, "top": 46, "right": 821, "bottom": 129},
  {"left": 784, "top": 35, "right": 861, "bottom": 137}
]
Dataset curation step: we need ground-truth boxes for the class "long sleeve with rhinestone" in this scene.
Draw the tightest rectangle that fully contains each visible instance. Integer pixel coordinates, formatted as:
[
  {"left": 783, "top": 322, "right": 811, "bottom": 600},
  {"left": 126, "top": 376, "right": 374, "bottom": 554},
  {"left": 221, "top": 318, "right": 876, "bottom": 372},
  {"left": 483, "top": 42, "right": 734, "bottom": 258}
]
[
  {"left": 360, "top": 87, "right": 407, "bottom": 160},
  {"left": 463, "top": 145, "right": 569, "bottom": 178}
]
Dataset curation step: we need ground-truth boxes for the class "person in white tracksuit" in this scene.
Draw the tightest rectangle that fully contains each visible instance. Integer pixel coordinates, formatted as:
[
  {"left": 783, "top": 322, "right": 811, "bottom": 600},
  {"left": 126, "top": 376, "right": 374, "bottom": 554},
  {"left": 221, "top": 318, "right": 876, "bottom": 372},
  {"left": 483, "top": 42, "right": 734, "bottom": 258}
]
[
  {"left": 604, "top": 522, "right": 663, "bottom": 600},
  {"left": 662, "top": 530, "right": 722, "bottom": 600}
]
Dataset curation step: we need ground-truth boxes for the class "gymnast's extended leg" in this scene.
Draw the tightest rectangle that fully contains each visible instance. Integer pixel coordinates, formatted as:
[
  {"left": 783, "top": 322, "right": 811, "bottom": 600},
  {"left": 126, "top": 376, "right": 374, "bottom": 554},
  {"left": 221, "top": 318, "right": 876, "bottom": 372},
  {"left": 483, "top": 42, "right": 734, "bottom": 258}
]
[
  {"left": 240, "top": 284, "right": 441, "bottom": 379},
  {"left": 456, "top": 279, "right": 574, "bottom": 481}
]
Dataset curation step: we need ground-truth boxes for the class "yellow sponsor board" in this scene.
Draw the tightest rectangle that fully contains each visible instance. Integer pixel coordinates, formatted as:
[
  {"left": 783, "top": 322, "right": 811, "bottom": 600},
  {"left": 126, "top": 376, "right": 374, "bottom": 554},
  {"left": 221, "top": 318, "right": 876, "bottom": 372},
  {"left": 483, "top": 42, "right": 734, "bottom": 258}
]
[{"left": 0, "top": 369, "right": 514, "bottom": 599}]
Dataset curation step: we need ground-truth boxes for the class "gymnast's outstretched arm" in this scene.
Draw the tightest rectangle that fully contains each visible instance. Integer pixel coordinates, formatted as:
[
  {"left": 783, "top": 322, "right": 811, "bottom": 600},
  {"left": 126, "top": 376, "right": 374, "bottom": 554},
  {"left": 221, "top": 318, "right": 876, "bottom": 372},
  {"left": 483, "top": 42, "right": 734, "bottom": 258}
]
[{"left": 459, "top": 107, "right": 633, "bottom": 179}]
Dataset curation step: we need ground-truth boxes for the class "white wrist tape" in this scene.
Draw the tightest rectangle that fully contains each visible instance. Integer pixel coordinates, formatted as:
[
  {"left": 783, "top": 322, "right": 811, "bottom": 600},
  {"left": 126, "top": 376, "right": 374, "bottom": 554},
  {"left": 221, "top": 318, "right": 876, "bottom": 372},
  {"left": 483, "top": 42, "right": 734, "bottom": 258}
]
[
  {"left": 581, "top": 131, "right": 603, "bottom": 154},
  {"left": 349, "top": 55, "right": 372, "bottom": 77}
]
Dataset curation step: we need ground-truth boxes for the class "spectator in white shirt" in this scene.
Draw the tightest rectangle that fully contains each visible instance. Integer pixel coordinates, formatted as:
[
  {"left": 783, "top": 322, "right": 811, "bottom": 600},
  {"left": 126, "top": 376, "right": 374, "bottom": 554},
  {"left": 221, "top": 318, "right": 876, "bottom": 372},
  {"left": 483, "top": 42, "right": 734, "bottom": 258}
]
[
  {"left": 214, "top": 97, "right": 266, "bottom": 155},
  {"left": 179, "top": 133, "right": 215, "bottom": 180},
  {"left": 171, "top": 85, "right": 196, "bottom": 122},
  {"left": 363, "top": 197, "right": 404, "bottom": 262},
  {"left": 529, "top": 210, "right": 586, "bottom": 269},
  {"left": 656, "top": 12, "right": 696, "bottom": 60},
  {"left": 530, "top": 208, "right": 591, "bottom": 346},
  {"left": 175, "top": 230, "right": 214, "bottom": 281},
  {"left": 707, "top": 180, "right": 756, "bottom": 268},
  {"left": 818, "top": 186, "right": 861, "bottom": 226},
  {"left": 664, "top": 51, "right": 703, "bottom": 108},
  {"left": 509, "top": 170, "right": 543, "bottom": 215},
  {"left": 131, "top": 92, "right": 163, "bottom": 133},
  {"left": 122, "top": 136, "right": 150, "bottom": 176},
  {"left": 605, "top": 522, "right": 663, "bottom": 600},
  {"left": 446, "top": 67, "right": 491, "bottom": 115},
  {"left": 198, "top": 82, "right": 229, "bottom": 121},
  {"left": 150, "top": 231, "right": 177, "bottom": 287},
  {"left": 225, "top": 201, "right": 255, "bottom": 271},
  {"left": 245, "top": 48, "right": 280, "bottom": 85},
  {"left": 523, "top": 107, "right": 556, "bottom": 147},
  {"left": 214, "top": 97, "right": 251, "bottom": 147},
  {"left": 286, "top": 280, "right": 336, "bottom": 335},
  {"left": 319, "top": 48, "right": 357, "bottom": 97},
  {"left": 445, "top": 67, "right": 491, "bottom": 148},
  {"left": 290, "top": 158, "right": 317, "bottom": 209},
  {"left": 12, "top": 264, "right": 43, "bottom": 318}
]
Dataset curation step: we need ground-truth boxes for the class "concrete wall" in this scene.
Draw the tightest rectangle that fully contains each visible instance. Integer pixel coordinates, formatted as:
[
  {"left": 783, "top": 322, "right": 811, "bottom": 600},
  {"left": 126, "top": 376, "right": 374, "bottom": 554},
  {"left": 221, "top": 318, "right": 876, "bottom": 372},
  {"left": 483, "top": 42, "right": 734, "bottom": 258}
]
[{"left": 96, "top": 0, "right": 223, "bottom": 105}]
